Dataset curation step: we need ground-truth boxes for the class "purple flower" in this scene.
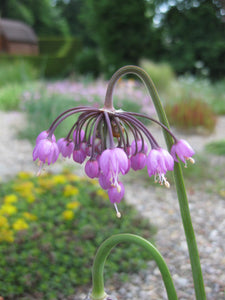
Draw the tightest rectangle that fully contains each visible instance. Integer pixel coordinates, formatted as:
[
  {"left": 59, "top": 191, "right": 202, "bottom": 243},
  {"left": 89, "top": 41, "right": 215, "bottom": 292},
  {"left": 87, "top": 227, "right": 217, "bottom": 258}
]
[
  {"left": 33, "top": 73, "right": 195, "bottom": 216},
  {"left": 85, "top": 159, "right": 99, "bottom": 178},
  {"left": 99, "top": 173, "right": 112, "bottom": 190},
  {"left": 57, "top": 138, "right": 74, "bottom": 158},
  {"left": 147, "top": 148, "right": 174, "bottom": 187},
  {"left": 99, "top": 148, "right": 128, "bottom": 177},
  {"left": 131, "top": 139, "right": 148, "bottom": 155},
  {"left": 73, "top": 148, "right": 86, "bottom": 164},
  {"left": 33, "top": 138, "right": 59, "bottom": 165},
  {"left": 108, "top": 181, "right": 125, "bottom": 218},
  {"left": 108, "top": 182, "right": 125, "bottom": 203},
  {"left": 171, "top": 139, "right": 195, "bottom": 165},
  {"left": 36, "top": 130, "right": 56, "bottom": 144},
  {"left": 130, "top": 153, "right": 146, "bottom": 170}
]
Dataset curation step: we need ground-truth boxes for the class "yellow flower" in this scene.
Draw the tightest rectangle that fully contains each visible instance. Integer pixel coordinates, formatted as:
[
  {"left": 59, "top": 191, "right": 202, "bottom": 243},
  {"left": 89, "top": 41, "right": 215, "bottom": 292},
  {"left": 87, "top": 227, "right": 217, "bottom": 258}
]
[
  {"left": 62, "top": 210, "right": 74, "bottom": 220},
  {"left": 0, "top": 216, "right": 9, "bottom": 229},
  {"left": 91, "top": 179, "right": 99, "bottom": 186},
  {"left": 52, "top": 174, "right": 67, "bottom": 185},
  {"left": 63, "top": 185, "right": 79, "bottom": 197},
  {"left": 17, "top": 171, "right": 32, "bottom": 179},
  {"left": 13, "top": 181, "right": 34, "bottom": 193},
  {"left": 23, "top": 212, "right": 37, "bottom": 221},
  {"left": 0, "top": 204, "right": 17, "bottom": 216},
  {"left": 66, "top": 201, "right": 80, "bottom": 210},
  {"left": 13, "top": 219, "right": 29, "bottom": 231},
  {"left": 96, "top": 189, "right": 108, "bottom": 200},
  {"left": 37, "top": 178, "right": 54, "bottom": 189},
  {"left": 65, "top": 173, "right": 80, "bottom": 182},
  {"left": 24, "top": 193, "right": 35, "bottom": 203},
  {"left": 0, "top": 229, "right": 14, "bottom": 243},
  {"left": 4, "top": 194, "right": 18, "bottom": 204}
]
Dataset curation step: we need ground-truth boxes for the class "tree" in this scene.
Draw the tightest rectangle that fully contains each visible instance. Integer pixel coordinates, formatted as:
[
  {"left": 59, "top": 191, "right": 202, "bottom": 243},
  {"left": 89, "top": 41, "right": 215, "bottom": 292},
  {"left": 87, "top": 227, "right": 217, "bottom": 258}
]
[
  {"left": 0, "top": 0, "right": 70, "bottom": 36},
  {"left": 81, "top": 0, "right": 153, "bottom": 75},
  {"left": 159, "top": 0, "right": 225, "bottom": 79}
]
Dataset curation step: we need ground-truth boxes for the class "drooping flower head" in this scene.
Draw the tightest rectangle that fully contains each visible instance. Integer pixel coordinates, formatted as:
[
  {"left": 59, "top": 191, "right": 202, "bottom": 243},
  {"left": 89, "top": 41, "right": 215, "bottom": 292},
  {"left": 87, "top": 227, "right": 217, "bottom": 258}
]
[{"left": 33, "top": 67, "right": 195, "bottom": 216}]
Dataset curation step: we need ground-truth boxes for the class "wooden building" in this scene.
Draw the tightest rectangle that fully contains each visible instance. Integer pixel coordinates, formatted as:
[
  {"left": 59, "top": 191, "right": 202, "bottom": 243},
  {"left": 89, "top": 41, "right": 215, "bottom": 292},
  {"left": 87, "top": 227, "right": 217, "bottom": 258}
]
[{"left": 0, "top": 18, "right": 38, "bottom": 55}]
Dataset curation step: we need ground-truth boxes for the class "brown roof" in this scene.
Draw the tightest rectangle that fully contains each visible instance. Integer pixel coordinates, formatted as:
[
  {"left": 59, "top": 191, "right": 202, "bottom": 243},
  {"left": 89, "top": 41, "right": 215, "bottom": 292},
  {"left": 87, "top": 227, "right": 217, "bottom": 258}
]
[{"left": 0, "top": 18, "right": 38, "bottom": 44}]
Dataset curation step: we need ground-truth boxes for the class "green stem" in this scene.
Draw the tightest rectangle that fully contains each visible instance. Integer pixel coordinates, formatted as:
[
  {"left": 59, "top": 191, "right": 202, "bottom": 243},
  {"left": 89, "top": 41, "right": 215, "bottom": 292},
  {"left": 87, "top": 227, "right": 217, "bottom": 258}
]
[
  {"left": 91, "top": 233, "right": 178, "bottom": 300},
  {"left": 104, "top": 65, "right": 206, "bottom": 299}
]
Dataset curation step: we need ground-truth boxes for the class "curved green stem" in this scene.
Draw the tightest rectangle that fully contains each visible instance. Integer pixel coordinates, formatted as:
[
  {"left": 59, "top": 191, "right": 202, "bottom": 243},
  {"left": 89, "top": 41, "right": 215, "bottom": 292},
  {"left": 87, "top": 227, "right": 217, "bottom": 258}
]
[
  {"left": 91, "top": 233, "right": 178, "bottom": 300},
  {"left": 104, "top": 66, "right": 206, "bottom": 300}
]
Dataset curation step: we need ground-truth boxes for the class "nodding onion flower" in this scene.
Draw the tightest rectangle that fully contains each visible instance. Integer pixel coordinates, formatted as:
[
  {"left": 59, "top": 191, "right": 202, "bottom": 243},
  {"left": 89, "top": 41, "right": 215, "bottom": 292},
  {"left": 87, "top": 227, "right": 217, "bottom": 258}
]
[{"left": 33, "top": 66, "right": 195, "bottom": 217}]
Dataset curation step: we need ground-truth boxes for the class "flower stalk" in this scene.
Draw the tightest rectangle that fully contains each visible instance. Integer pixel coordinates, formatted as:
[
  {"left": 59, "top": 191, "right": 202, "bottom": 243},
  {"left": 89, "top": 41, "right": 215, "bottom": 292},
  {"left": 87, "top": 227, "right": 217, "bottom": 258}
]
[{"left": 91, "top": 234, "right": 178, "bottom": 300}]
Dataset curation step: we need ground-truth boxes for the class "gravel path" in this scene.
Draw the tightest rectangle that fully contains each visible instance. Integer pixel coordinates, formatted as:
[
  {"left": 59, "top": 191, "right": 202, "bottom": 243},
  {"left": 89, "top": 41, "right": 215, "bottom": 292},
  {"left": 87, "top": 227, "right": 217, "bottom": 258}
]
[{"left": 1, "top": 111, "right": 225, "bottom": 300}]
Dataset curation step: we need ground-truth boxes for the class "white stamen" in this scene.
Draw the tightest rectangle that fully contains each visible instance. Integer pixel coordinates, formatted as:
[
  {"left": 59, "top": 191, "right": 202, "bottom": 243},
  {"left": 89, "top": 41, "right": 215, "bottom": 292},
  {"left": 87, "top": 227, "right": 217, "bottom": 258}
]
[
  {"left": 116, "top": 184, "right": 121, "bottom": 193},
  {"left": 188, "top": 157, "right": 195, "bottom": 164},
  {"left": 165, "top": 180, "right": 170, "bottom": 188},
  {"left": 37, "top": 161, "right": 43, "bottom": 176},
  {"left": 114, "top": 203, "right": 121, "bottom": 218}
]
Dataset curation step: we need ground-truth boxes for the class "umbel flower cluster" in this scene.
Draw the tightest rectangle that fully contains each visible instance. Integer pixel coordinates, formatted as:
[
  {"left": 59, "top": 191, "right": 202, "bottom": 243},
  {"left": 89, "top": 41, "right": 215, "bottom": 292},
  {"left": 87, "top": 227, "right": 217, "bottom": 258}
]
[
  {"left": 33, "top": 101, "right": 194, "bottom": 217},
  {"left": 33, "top": 66, "right": 195, "bottom": 217}
]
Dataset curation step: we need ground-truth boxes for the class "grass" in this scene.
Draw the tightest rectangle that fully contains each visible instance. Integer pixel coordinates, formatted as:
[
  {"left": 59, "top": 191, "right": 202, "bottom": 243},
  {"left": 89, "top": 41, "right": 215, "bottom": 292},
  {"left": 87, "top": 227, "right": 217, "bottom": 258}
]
[{"left": 0, "top": 170, "right": 156, "bottom": 300}]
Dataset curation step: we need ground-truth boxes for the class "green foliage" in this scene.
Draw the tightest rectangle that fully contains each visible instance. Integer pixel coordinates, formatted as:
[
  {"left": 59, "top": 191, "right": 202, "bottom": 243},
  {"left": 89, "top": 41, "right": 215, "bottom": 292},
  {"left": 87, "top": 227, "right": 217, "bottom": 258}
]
[
  {"left": 205, "top": 140, "right": 225, "bottom": 156},
  {"left": 19, "top": 93, "right": 81, "bottom": 143},
  {"left": 0, "top": 171, "right": 156, "bottom": 299},
  {"left": 140, "top": 59, "right": 175, "bottom": 92},
  {"left": 165, "top": 98, "right": 217, "bottom": 133},
  {"left": 1, "top": 0, "right": 70, "bottom": 36},
  {"left": 0, "top": 84, "right": 24, "bottom": 111},
  {"left": 81, "top": 0, "right": 151, "bottom": 76},
  {"left": 74, "top": 48, "right": 101, "bottom": 77},
  {"left": 160, "top": 0, "right": 225, "bottom": 79},
  {"left": 0, "top": 38, "right": 81, "bottom": 78},
  {"left": 0, "top": 60, "right": 39, "bottom": 110},
  {"left": 175, "top": 76, "right": 225, "bottom": 115},
  {"left": 0, "top": 59, "right": 38, "bottom": 86}
]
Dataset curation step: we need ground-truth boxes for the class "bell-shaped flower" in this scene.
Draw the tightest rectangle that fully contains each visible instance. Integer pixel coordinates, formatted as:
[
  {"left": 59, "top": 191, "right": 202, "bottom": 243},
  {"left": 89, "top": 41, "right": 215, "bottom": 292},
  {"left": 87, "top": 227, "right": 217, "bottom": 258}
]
[
  {"left": 99, "top": 148, "right": 128, "bottom": 176},
  {"left": 131, "top": 152, "right": 146, "bottom": 171},
  {"left": 171, "top": 139, "right": 195, "bottom": 165},
  {"left": 36, "top": 130, "right": 56, "bottom": 144},
  {"left": 33, "top": 139, "right": 59, "bottom": 165},
  {"left": 57, "top": 138, "right": 74, "bottom": 158},
  {"left": 98, "top": 172, "right": 112, "bottom": 190},
  {"left": 85, "top": 159, "right": 99, "bottom": 178},
  {"left": 147, "top": 148, "right": 174, "bottom": 187},
  {"left": 108, "top": 181, "right": 125, "bottom": 204},
  {"left": 73, "top": 148, "right": 86, "bottom": 164}
]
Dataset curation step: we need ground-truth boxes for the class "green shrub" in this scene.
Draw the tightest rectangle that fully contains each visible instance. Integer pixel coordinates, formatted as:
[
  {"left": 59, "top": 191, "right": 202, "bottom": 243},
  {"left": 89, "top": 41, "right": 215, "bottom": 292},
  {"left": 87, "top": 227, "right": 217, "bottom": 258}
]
[
  {"left": 176, "top": 76, "right": 225, "bottom": 115},
  {"left": 0, "top": 171, "right": 156, "bottom": 299},
  {"left": 139, "top": 59, "right": 175, "bottom": 92},
  {"left": 39, "top": 38, "right": 67, "bottom": 56},
  {"left": 0, "top": 83, "right": 25, "bottom": 110},
  {"left": 19, "top": 93, "right": 86, "bottom": 143},
  {"left": 74, "top": 48, "right": 101, "bottom": 77},
  {"left": 165, "top": 98, "right": 217, "bottom": 133},
  {"left": 0, "top": 59, "right": 38, "bottom": 85},
  {"left": 0, "top": 38, "right": 81, "bottom": 79}
]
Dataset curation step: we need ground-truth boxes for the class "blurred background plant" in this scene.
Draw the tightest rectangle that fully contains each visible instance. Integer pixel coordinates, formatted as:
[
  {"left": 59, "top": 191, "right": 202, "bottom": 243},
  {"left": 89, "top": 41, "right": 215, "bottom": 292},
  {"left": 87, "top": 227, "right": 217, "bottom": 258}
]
[
  {"left": 0, "top": 1, "right": 225, "bottom": 298},
  {"left": 0, "top": 171, "right": 156, "bottom": 300},
  {"left": 165, "top": 98, "right": 217, "bottom": 133}
]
